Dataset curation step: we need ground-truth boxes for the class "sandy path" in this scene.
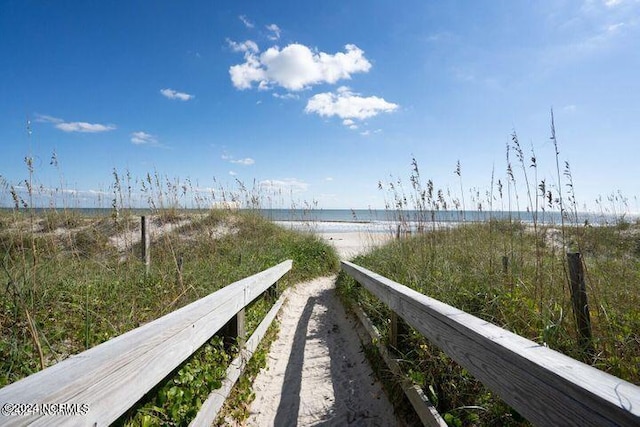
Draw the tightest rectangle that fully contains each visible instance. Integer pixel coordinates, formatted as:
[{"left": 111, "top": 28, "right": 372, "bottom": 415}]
[
  {"left": 247, "top": 275, "right": 398, "bottom": 426},
  {"left": 247, "top": 231, "right": 398, "bottom": 425},
  {"left": 319, "top": 232, "right": 394, "bottom": 259}
]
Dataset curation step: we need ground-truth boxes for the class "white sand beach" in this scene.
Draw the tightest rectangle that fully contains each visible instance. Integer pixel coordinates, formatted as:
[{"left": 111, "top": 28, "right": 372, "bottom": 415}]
[{"left": 318, "top": 231, "right": 394, "bottom": 260}]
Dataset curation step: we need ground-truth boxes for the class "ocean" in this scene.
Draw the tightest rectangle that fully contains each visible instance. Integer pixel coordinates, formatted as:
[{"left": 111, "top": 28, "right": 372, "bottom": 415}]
[
  {"left": 256, "top": 209, "right": 622, "bottom": 233},
  {"left": 1, "top": 207, "right": 628, "bottom": 233}
]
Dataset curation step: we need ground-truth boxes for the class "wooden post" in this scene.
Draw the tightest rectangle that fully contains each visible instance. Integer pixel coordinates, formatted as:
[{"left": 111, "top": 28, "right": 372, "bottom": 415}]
[
  {"left": 176, "top": 254, "right": 184, "bottom": 288},
  {"left": 390, "top": 311, "right": 409, "bottom": 350},
  {"left": 502, "top": 256, "right": 509, "bottom": 275},
  {"left": 390, "top": 311, "right": 399, "bottom": 348},
  {"left": 141, "top": 216, "right": 150, "bottom": 274},
  {"left": 267, "top": 280, "right": 278, "bottom": 301},
  {"left": 221, "top": 309, "right": 245, "bottom": 350},
  {"left": 567, "top": 252, "right": 594, "bottom": 359}
]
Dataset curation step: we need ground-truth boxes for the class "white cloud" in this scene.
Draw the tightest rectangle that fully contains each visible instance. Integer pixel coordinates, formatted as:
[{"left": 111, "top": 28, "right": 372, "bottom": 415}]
[
  {"left": 231, "top": 158, "right": 255, "bottom": 165},
  {"left": 266, "top": 24, "right": 281, "bottom": 40},
  {"left": 229, "top": 43, "right": 372, "bottom": 91},
  {"left": 57, "top": 122, "right": 115, "bottom": 133},
  {"left": 342, "top": 119, "right": 358, "bottom": 129},
  {"left": 36, "top": 114, "right": 115, "bottom": 133},
  {"left": 229, "top": 171, "right": 237, "bottom": 176},
  {"left": 227, "top": 39, "right": 259, "bottom": 54},
  {"left": 568, "top": 21, "right": 629, "bottom": 53},
  {"left": 10, "top": 185, "right": 110, "bottom": 198},
  {"left": 229, "top": 53, "right": 267, "bottom": 90},
  {"left": 239, "top": 15, "right": 254, "bottom": 28},
  {"left": 34, "top": 114, "right": 63, "bottom": 124},
  {"left": 607, "top": 22, "right": 625, "bottom": 32},
  {"left": 193, "top": 186, "right": 217, "bottom": 194},
  {"left": 305, "top": 87, "right": 398, "bottom": 121},
  {"left": 259, "top": 178, "right": 309, "bottom": 194},
  {"left": 222, "top": 154, "right": 255, "bottom": 165},
  {"left": 131, "top": 131, "right": 158, "bottom": 145},
  {"left": 550, "top": 0, "right": 640, "bottom": 63},
  {"left": 273, "top": 92, "right": 300, "bottom": 100},
  {"left": 325, "top": 177, "right": 334, "bottom": 181},
  {"left": 160, "top": 88, "right": 194, "bottom": 101},
  {"left": 360, "top": 129, "right": 382, "bottom": 137}
]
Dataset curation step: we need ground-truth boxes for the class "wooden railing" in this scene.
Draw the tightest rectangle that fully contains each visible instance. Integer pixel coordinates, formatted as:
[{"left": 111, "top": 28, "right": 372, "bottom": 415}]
[
  {"left": 0, "top": 260, "right": 292, "bottom": 426},
  {"left": 341, "top": 260, "right": 640, "bottom": 427}
]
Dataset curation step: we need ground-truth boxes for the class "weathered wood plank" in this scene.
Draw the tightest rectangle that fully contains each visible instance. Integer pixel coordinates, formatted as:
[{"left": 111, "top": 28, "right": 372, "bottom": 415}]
[
  {"left": 341, "top": 260, "right": 640, "bottom": 427},
  {"left": 351, "top": 301, "right": 447, "bottom": 427},
  {"left": 190, "top": 288, "right": 289, "bottom": 426},
  {"left": 0, "top": 260, "right": 292, "bottom": 426}
]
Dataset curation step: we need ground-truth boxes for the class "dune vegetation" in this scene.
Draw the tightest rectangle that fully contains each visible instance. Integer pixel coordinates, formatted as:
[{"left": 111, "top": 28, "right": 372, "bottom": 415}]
[
  {"left": 0, "top": 171, "right": 339, "bottom": 425},
  {"left": 337, "top": 129, "right": 639, "bottom": 425}
]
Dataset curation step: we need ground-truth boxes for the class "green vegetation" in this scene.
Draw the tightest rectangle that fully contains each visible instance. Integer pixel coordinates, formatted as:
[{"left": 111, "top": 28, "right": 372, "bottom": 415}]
[
  {"left": 215, "top": 321, "right": 281, "bottom": 425},
  {"left": 2, "top": 114, "right": 638, "bottom": 426},
  {"left": 337, "top": 121, "right": 639, "bottom": 425},
  {"left": 338, "top": 221, "right": 639, "bottom": 425},
  {"left": 0, "top": 207, "right": 339, "bottom": 425}
]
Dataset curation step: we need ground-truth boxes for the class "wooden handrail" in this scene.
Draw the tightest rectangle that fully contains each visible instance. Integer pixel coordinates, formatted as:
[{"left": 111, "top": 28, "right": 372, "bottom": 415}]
[
  {"left": 0, "top": 260, "right": 292, "bottom": 426},
  {"left": 341, "top": 260, "right": 640, "bottom": 427}
]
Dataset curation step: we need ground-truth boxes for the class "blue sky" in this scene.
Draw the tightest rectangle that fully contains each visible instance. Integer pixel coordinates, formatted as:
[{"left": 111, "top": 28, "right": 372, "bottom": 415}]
[{"left": 1, "top": 0, "right": 639, "bottom": 212}]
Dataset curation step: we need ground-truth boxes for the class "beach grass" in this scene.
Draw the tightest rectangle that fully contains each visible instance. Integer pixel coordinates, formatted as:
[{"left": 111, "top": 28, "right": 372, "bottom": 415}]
[
  {"left": 337, "top": 220, "right": 639, "bottom": 425},
  {"left": 336, "top": 131, "right": 639, "bottom": 426},
  {"left": 0, "top": 206, "right": 339, "bottom": 425},
  {"left": 3, "top": 112, "right": 639, "bottom": 425}
]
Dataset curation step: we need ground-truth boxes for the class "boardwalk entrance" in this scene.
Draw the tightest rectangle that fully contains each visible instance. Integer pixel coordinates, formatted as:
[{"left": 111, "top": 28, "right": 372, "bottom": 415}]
[{"left": 247, "top": 276, "right": 398, "bottom": 426}]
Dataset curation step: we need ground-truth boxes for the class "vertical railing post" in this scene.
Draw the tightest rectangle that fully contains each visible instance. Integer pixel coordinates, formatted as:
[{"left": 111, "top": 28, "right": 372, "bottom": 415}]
[
  {"left": 267, "top": 280, "right": 279, "bottom": 301},
  {"left": 141, "top": 216, "right": 150, "bottom": 274},
  {"left": 221, "top": 308, "right": 246, "bottom": 351},
  {"left": 390, "top": 308, "right": 410, "bottom": 351},
  {"left": 390, "top": 311, "right": 399, "bottom": 349},
  {"left": 221, "top": 284, "right": 247, "bottom": 351},
  {"left": 390, "top": 311, "right": 410, "bottom": 351},
  {"left": 567, "top": 252, "right": 594, "bottom": 360}
]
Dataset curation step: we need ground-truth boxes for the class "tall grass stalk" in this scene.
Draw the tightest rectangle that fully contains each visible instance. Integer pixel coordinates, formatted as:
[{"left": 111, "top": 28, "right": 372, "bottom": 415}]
[
  {"left": 455, "top": 160, "right": 465, "bottom": 222},
  {"left": 1, "top": 151, "right": 340, "bottom": 425},
  {"left": 550, "top": 108, "right": 567, "bottom": 251},
  {"left": 339, "top": 119, "right": 639, "bottom": 425}
]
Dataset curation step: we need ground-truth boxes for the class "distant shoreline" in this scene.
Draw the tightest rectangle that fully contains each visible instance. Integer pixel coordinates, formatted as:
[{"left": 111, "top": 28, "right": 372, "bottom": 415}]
[{"left": 0, "top": 207, "right": 635, "bottom": 228}]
